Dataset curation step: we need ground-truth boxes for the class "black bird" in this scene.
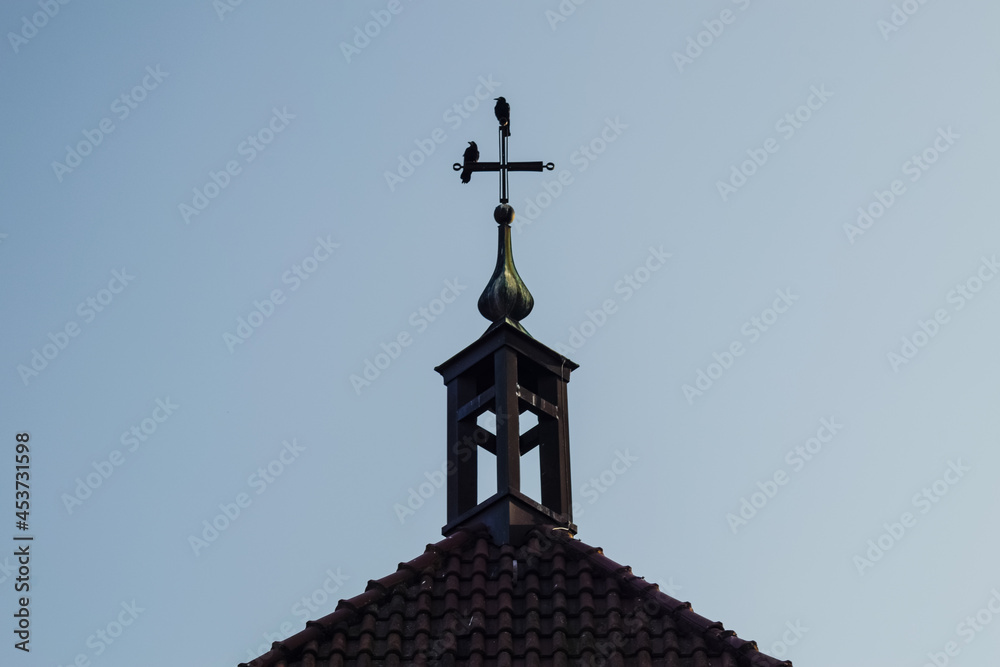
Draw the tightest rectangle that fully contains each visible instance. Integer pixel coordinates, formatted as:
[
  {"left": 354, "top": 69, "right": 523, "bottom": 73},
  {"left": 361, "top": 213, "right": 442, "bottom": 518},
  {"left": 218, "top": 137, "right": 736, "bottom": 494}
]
[
  {"left": 460, "top": 141, "right": 479, "bottom": 184},
  {"left": 494, "top": 97, "right": 510, "bottom": 137}
]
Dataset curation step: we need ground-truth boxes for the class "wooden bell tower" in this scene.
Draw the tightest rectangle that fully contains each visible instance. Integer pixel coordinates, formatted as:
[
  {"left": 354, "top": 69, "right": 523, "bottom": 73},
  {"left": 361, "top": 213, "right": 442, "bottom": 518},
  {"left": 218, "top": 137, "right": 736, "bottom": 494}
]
[{"left": 436, "top": 321, "right": 577, "bottom": 545}]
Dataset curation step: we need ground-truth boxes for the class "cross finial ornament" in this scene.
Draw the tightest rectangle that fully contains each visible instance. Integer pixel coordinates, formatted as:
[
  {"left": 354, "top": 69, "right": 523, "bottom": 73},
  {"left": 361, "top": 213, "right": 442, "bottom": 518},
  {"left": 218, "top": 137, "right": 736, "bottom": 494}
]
[
  {"left": 453, "top": 98, "right": 555, "bottom": 204},
  {"left": 452, "top": 98, "right": 554, "bottom": 335}
]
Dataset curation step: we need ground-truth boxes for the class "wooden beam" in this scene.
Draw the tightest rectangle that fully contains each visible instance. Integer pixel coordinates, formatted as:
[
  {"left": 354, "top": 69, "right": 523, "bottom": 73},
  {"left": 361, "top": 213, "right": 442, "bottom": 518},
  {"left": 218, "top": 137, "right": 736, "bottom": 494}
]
[
  {"left": 456, "top": 386, "right": 496, "bottom": 422},
  {"left": 516, "top": 386, "right": 558, "bottom": 419}
]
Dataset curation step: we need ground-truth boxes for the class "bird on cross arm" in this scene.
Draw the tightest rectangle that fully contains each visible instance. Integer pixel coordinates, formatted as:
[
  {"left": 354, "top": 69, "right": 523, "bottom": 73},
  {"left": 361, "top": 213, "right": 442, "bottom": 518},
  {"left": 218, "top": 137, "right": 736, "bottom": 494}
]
[{"left": 460, "top": 141, "right": 479, "bottom": 184}]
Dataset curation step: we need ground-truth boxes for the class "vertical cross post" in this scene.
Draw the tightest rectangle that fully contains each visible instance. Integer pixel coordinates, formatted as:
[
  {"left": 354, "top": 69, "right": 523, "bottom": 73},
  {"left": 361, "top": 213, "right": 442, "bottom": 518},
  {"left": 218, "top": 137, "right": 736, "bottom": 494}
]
[{"left": 498, "top": 125, "right": 508, "bottom": 204}]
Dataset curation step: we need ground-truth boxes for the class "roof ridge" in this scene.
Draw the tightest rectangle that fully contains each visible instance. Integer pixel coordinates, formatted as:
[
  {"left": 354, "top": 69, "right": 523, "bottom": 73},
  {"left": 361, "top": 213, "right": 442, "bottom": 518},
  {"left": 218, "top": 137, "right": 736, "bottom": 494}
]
[{"left": 240, "top": 525, "right": 489, "bottom": 667}]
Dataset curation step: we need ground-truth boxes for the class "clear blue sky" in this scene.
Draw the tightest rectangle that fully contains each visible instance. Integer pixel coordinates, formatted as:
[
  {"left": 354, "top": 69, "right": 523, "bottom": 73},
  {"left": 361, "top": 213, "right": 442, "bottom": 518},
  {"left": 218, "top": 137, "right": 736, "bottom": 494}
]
[{"left": 2, "top": 2, "right": 999, "bottom": 666}]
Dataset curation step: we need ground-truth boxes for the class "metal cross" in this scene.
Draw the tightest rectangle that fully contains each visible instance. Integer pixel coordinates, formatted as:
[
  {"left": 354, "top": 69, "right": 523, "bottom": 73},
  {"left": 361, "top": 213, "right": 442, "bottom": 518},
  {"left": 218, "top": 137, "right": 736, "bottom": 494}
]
[{"left": 453, "top": 99, "right": 554, "bottom": 204}]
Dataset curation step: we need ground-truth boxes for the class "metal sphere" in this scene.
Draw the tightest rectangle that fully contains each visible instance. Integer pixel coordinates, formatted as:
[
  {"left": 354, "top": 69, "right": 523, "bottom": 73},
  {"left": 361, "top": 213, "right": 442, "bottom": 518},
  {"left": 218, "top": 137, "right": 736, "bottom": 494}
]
[{"left": 494, "top": 204, "right": 515, "bottom": 225}]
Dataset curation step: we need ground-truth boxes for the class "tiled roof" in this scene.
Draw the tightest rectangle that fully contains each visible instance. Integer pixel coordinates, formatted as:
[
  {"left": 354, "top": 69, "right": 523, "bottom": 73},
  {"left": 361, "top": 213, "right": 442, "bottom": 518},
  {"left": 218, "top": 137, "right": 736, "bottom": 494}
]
[
  {"left": 242, "top": 525, "right": 790, "bottom": 667},
  {"left": 241, "top": 527, "right": 791, "bottom": 667}
]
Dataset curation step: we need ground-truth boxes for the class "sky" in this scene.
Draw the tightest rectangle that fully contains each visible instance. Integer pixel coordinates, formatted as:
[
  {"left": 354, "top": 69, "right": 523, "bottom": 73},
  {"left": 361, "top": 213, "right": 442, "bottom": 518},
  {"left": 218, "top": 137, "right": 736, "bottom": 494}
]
[{"left": 2, "top": 1, "right": 1000, "bottom": 666}]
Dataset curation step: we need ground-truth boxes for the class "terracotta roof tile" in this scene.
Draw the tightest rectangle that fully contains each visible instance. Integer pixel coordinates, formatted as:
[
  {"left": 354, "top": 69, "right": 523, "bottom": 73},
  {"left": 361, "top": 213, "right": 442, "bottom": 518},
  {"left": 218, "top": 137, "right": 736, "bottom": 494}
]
[{"left": 241, "top": 525, "right": 791, "bottom": 667}]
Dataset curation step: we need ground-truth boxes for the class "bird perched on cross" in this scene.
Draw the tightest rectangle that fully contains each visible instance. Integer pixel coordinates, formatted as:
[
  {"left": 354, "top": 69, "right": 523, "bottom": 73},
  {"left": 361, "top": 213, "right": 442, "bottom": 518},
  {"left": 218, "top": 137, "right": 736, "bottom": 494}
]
[
  {"left": 460, "top": 141, "right": 479, "bottom": 184},
  {"left": 494, "top": 97, "right": 510, "bottom": 137}
]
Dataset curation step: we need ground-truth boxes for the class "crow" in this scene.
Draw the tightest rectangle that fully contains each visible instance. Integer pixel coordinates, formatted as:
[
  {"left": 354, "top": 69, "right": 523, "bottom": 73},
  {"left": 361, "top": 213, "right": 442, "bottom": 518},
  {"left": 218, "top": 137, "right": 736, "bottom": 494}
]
[
  {"left": 460, "top": 141, "right": 479, "bottom": 184},
  {"left": 494, "top": 97, "right": 510, "bottom": 137}
]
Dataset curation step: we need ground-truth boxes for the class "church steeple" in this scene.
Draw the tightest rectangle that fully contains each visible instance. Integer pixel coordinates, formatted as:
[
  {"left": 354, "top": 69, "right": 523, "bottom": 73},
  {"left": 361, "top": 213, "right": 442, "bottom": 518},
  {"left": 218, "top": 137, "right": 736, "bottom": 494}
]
[{"left": 438, "top": 100, "right": 577, "bottom": 545}]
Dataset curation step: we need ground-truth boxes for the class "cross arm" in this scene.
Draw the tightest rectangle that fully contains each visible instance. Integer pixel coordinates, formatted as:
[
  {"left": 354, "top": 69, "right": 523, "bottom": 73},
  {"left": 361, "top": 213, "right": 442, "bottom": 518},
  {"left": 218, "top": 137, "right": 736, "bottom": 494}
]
[
  {"left": 508, "top": 161, "right": 555, "bottom": 172},
  {"left": 453, "top": 162, "right": 503, "bottom": 174},
  {"left": 451, "top": 161, "right": 555, "bottom": 173}
]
